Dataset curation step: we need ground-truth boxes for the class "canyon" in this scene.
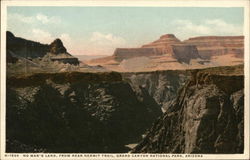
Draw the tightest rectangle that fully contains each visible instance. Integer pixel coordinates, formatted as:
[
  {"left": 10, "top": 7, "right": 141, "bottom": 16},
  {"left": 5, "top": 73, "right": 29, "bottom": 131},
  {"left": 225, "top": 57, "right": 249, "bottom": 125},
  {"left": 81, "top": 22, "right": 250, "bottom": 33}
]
[
  {"left": 6, "top": 65, "right": 244, "bottom": 153},
  {"left": 87, "top": 34, "right": 244, "bottom": 72},
  {"left": 132, "top": 65, "right": 244, "bottom": 153},
  {"left": 5, "top": 32, "right": 245, "bottom": 154}
]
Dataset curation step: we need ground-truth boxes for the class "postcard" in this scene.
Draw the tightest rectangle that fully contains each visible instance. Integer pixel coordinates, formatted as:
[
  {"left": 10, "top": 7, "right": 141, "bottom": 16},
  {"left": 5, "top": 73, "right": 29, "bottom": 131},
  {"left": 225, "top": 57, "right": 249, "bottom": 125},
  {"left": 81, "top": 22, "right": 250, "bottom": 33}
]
[{"left": 1, "top": 0, "right": 249, "bottom": 159}]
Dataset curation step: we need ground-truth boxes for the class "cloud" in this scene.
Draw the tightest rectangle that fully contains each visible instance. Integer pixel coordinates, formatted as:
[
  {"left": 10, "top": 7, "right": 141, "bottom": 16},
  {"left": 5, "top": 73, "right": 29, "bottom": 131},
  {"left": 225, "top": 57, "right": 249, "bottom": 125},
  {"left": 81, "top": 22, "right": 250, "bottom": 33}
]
[
  {"left": 30, "top": 29, "right": 55, "bottom": 43},
  {"left": 36, "top": 13, "right": 61, "bottom": 24},
  {"left": 204, "top": 19, "right": 242, "bottom": 34},
  {"left": 90, "top": 32, "right": 126, "bottom": 46},
  {"left": 59, "top": 33, "right": 71, "bottom": 44},
  {"left": 23, "top": 29, "right": 73, "bottom": 49},
  {"left": 8, "top": 13, "right": 61, "bottom": 25},
  {"left": 36, "top": 14, "right": 50, "bottom": 24},
  {"left": 172, "top": 19, "right": 242, "bottom": 40},
  {"left": 80, "top": 32, "right": 127, "bottom": 55},
  {"left": 59, "top": 33, "right": 73, "bottom": 51}
]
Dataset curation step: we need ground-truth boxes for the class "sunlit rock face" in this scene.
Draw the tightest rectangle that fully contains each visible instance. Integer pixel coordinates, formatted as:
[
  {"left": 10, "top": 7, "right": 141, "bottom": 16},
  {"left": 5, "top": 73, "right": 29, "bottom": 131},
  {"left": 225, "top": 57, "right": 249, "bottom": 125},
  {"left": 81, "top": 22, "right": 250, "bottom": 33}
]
[
  {"left": 87, "top": 34, "right": 244, "bottom": 72},
  {"left": 114, "top": 34, "right": 200, "bottom": 64},
  {"left": 184, "top": 36, "right": 244, "bottom": 59}
]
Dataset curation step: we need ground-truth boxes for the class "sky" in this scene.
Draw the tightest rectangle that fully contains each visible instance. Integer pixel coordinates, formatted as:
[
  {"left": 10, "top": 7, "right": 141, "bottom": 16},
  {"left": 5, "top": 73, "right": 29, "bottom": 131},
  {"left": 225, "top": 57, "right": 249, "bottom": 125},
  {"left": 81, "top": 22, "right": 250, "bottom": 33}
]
[{"left": 7, "top": 7, "right": 244, "bottom": 55}]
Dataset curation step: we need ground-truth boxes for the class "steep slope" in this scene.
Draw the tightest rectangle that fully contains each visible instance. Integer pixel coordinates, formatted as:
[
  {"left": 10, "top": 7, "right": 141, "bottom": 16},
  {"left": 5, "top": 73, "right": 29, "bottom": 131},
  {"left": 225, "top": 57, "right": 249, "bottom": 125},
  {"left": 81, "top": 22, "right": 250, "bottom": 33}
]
[
  {"left": 6, "top": 72, "right": 161, "bottom": 153},
  {"left": 122, "top": 70, "right": 190, "bottom": 111},
  {"left": 6, "top": 31, "right": 79, "bottom": 65},
  {"left": 132, "top": 65, "right": 244, "bottom": 153},
  {"left": 113, "top": 48, "right": 165, "bottom": 61},
  {"left": 184, "top": 36, "right": 244, "bottom": 59},
  {"left": 6, "top": 31, "right": 50, "bottom": 60}
]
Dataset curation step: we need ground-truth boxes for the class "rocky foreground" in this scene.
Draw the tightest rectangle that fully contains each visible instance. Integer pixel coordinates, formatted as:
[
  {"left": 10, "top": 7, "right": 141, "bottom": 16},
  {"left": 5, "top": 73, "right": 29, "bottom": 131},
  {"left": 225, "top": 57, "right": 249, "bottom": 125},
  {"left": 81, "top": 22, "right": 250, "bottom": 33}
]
[
  {"left": 6, "top": 64, "right": 244, "bottom": 153},
  {"left": 6, "top": 72, "right": 161, "bottom": 153},
  {"left": 132, "top": 65, "right": 244, "bottom": 153}
]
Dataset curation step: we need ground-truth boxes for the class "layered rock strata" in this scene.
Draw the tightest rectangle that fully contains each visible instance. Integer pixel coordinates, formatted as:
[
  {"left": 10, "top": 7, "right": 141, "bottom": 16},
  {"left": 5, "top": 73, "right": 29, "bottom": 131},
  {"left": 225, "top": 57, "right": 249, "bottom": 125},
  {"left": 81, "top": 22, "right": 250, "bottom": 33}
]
[
  {"left": 114, "top": 34, "right": 200, "bottom": 64},
  {"left": 184, "top": 36, "right": 244, "bottom": 59}
]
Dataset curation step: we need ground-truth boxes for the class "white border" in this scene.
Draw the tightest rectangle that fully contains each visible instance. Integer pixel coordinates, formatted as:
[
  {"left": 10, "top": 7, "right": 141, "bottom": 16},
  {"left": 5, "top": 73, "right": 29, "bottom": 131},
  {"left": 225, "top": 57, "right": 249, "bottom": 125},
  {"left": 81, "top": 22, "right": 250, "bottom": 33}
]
[{"left": 1, "top": 0, "right": 249, "bottom": 160}]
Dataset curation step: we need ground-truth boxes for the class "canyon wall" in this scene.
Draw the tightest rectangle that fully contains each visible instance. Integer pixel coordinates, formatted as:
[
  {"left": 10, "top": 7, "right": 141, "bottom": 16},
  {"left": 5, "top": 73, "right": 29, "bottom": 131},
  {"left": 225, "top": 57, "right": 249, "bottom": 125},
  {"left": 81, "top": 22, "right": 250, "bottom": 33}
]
[
  {"left": 6, "top": 72, "right": 161, "bottom": 153},
  {"left": 7, "top": 31, "right": 50, "bottom": 59},
  {"left": 113, "top": 48, "right": 164, "bottom": 61},
  {"left": 132, "top": 65, "right": 244, "bottom": 153},
  {"left": 122, "top": 70, "right": 190, "bottom": 110},
  {"left": 184, "top": 36, "right": 244, "bottom": 59},
  {"left": 111, "top": 34, "right": 244, "bottom": 63},
  {"left": 6, "top": 65, "right": 244, "bottom": 153},
  {"left": 113, "top": 34, "right": 201, "bottom": 64}
]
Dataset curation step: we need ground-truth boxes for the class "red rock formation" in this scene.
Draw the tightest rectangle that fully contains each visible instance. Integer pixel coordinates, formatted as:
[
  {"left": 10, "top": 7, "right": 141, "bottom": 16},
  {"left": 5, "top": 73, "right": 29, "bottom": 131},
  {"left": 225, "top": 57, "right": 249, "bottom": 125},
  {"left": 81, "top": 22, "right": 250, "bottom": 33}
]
[
  {"left": 113, "top": 34, "right": 200, "bottom": 63},
  {"left": 142, "top": 34, "right": 181, "bottom": 48},
  {"left": 113, "top": 48, "right": 165, "bottom": 61},
  {"left": 171, "top": 45, "right": 200, "bottom": 63},
  {"left": 184, "top": 36, "right": 244, "bottom": 59},
  {"left": 89, "top": 34, "right": 244, "bottom": 70}
]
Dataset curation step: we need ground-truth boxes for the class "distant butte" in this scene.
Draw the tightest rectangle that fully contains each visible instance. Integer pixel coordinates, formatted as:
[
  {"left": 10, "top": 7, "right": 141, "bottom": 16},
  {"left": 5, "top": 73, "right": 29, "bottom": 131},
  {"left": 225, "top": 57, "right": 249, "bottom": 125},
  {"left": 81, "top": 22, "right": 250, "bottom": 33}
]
[
  {"left": 114, "top": 34, "right": 200, "bottom": 64},
  {"left": 184, "top": 35, "right": 244, "bottom": 59},
  {"left": 86, "top": 33, "right": 244, "bottom": 72},
  {"left": 111, "top": 33, "right": 244, "bottom": 63}
]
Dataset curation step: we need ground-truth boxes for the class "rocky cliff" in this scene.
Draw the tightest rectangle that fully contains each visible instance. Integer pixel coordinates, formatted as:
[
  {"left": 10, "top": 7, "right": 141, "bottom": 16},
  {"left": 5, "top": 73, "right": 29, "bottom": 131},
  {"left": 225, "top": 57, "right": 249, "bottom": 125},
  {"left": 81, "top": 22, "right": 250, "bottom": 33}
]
[
  {"left": 132, "top": 65, "right": 244, "bottom": 153},
  {"left": 113, "top": 34, "right": 200, "bottom": 64},
  {"left": 113, "top": 48, "right": 164, "bottom": 61},
  {"left": 6, "top": 31, "right": 79, "bottom": 65},
  {"left": 6, "top": 72, "right": 161, "bottom": 153},
  {"left": 184, "top": 36, "right": 244, "bottom": 59},
  {"left": 7, "top": 31, "right": 50, "bottom": 60},
  {"left": 6, "top": 64, "right": 244, "bottom": 153},
  {"left": 122, "top": 70, "right": 190, "bottom": 110}
]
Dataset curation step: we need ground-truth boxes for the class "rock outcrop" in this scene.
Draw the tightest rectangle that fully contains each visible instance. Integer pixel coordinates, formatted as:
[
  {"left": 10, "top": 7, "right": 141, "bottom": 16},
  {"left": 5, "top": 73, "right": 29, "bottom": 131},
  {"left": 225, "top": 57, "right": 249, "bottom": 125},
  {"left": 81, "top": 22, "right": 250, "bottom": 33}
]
[
  {"left": 6, "top": 31, "right": 79, "bottom": 65},
  {"left": 6, "top": 72, "right": 161, "bottom": 153},
  {"left": 6, "top": 64, "right": 244, "bottom": 153},
  {"left": 113, "top": 34, "right": 200, "bottom": 64},
  {"left": 184, "top": 36, "right": 244, "bottom": 59},
  {"left": 7, "top": 31, "right": 50, "bottom": 60},
  {"left": 49, "top": 39, "right": 67, "bottom": 54},
  {"left": 132, "top": 65, "right": 244, "bottom": 153},
  {"left": 122, "top": 70, "right": 190, "bottom": 110},
  {"left": 171, "top": 45, "right": 200, "bottom": 63},
  {"left": 87, "top": 34, "right": 244, "bottom": 72},
  {"left": 142, "top": 34, "right": 181, "bottom": 48},
  {"left": 113, "top": 48, "right": 165, "bottom": 61}
]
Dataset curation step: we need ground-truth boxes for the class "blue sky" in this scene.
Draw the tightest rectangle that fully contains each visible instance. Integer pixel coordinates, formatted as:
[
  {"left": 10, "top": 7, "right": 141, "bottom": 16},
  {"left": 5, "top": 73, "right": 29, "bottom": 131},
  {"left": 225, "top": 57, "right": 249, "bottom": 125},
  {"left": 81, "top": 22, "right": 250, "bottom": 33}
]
[{"left": 7, "top": 7, "right": 244, "bottom": 55}]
